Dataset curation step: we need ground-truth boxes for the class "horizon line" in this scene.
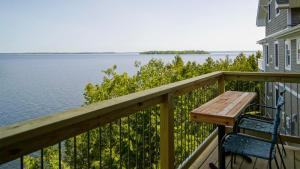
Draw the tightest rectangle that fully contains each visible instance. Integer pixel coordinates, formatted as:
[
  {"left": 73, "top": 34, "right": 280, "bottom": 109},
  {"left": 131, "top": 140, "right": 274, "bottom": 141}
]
[{"left": 0, "top": 50, "right": 260, "bottom": 54}]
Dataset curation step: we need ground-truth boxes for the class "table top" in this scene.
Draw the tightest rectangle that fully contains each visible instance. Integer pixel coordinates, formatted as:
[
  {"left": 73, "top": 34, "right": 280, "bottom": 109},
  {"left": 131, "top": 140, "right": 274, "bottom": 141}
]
[{"left": 190, "top": 91, "right": 256, "bottom": 126}]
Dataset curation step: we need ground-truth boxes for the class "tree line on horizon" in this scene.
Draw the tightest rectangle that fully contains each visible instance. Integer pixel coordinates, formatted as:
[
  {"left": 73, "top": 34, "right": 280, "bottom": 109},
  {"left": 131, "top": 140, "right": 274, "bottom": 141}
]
[{"left": 140, "top": 50, "right": 209, "bottom": 55}]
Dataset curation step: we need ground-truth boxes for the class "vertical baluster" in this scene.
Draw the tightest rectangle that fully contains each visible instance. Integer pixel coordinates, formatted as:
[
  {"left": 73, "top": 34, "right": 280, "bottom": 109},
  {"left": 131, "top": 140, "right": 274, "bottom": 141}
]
[
  {"left": 184, "top": 95, "right": 187, "bottom": 159},
  {"left": 175, "top": 102, "right": 178, "bottom": 167},
  {"left": 74, "top": 137, "right": 77, "bottom": 169},
  {"left": 135, "top": 113, "right": 138, "bottom": 168},
  {"left": 155, "top": 106, "right": 159, "bottom": 169},
  {"left": 186, "top": 94, "right": 190, "bottom": 156},
  {"left": 59, "top": 142, "right": 62, "bottom": 169},
  {"left": 248, "top": 82, "right": 251, "bottom": 113},
  {"left": 266, "top": 82, "right": 268, "bottom": 117},
  {"left": 291, "top": 83, "right": 293, "bottom": 135},
  {"left": 272, "top": 82, "right": 274, "bottom": 118},
  {"left": 297, "top": 83, "right": 300, "bottom": 136},
  {"left": 188, "top": 93, "right": 191, "bottom": 156},
  {"left": 87, "top": 131, "right": 90, "bottom": 169},
  {"left": 143, "top": 110, "right": 145, "bottom": 169},
  {"left": 149, "top": 108, "right": 152, "bottom": 169},
  {"left": 41, "top": 148, "right": 43, "bottom": 169},
  {"left": 191, "top": 93, "right": 195, "bottom": 155},
  {"left": 127, "top": 116, "right": 130, "bottom": 169},
  {"left": 99, "top": 127, "right": 102, "bottom": 169},
  {"left": 154, "top": 107, "right": 159, "bottom": 169},
  {"left": 284, "top": 82, "right": 287, "bottom": 134},
  {"left": 192, "top": 92, "right": 195, "bottom": 151},
  {"left": 195, "top": 89, "right": 199, "bottom": 146},
  {"left": 180, "top": 96, "right": 183, "bottom": 163},
  {"left": 201, "top": 89, "right": 205, "bottom": 143},
  {"left": 109, "top": 123, "right": 112, "bottom": 169},
  {"left": 119, "top": 119, "right": 122, "bottom": 169},
  {"left": 20, "top": 156, "right": 24, "bottom": 169},
  {"left": 193, "top": 92, "right": 196, "bottom": 151}
]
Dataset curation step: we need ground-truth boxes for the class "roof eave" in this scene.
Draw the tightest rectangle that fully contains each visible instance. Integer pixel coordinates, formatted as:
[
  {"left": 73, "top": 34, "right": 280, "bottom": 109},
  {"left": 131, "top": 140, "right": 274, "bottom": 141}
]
[
  {"left": 256, "top": 0, "right": 268, "bottom": 27},
  {"left": 274, "top": 25, "right": 300, "bottom": 39}
]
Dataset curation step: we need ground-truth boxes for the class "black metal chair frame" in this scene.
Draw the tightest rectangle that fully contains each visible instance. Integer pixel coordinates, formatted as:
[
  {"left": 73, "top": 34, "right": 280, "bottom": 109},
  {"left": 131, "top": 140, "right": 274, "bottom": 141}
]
[{"left": 221, "top": 95, "right": 286, "bottom": 169}]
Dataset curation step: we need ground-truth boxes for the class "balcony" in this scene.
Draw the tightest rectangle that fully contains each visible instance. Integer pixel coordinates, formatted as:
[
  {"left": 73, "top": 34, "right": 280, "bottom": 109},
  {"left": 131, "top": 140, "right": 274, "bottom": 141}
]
[{"left": 1, "top": 71, "right": 300, "bottom": 169}]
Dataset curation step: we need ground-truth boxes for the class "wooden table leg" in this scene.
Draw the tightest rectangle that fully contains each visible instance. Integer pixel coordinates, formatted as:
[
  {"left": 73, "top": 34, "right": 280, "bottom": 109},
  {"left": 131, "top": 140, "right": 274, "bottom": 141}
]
[{"left": 209, "top": 125, "right": 225, "bottom": 169}]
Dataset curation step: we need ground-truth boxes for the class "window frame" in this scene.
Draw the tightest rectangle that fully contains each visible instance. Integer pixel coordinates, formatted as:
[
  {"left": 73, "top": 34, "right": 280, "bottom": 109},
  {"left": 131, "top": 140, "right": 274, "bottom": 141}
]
[
  {"left": 265, "top": 44, "right": 269, "bottom": 66},
  {"left": 275, "top": 0, "right": 280, "bottom": 17},
  {"left": 268, "top": 0, "right": 272, "bottom": 22},
  {"left": 297, "top": 38, "right": 300, "bottom": 64},
  {"left": 274, "top": 41, "right": 279, "bottom": 70},
  {"left": 285, "top": 40, "right": 291, "bottom": 70}
]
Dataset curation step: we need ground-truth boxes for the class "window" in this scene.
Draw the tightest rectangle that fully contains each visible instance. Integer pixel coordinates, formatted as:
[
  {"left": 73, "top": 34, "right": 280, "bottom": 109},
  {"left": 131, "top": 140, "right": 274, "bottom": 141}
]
[
  {"left": 268, "top": 2, "right": 271, "bottom": 21},
  {"left": 265, "top": 44, "right": 269, "bottom": 65},
  {"left": 297, "top": 39, "right": 300, "bottom": 64},
  {"left": 275, "top": 1, "right": 280, "bottom": 16},
  {"left": 285, "top": 40, "right": 291, "bottom": 70},
  {"left": 274, "top": 42, "right": 279, "bottom": 69}
]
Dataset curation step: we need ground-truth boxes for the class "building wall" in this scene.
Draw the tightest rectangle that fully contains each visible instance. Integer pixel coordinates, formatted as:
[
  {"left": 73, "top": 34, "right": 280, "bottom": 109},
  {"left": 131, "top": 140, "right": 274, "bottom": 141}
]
[
  {"left": 265, "top": 0, "right": 288, "bottom": 36},
  {"left": 261, "top": 0, "right": 300, "bottom": 136},
  {"left": 264, "top": 38, "right": 285, "bottom": 72}
]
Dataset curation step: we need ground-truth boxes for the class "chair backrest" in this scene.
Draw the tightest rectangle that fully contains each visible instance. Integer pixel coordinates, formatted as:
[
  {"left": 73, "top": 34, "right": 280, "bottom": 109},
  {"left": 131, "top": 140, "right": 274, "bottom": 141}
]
[{"left": 270, "top": 92, "right": 285, "bottom": 156}]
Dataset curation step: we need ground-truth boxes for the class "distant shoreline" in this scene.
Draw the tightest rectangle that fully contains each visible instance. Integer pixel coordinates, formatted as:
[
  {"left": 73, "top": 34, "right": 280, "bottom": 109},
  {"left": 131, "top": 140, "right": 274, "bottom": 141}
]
[
  {"left": 0, "top": 50, "right": 258, "bottom": 55},
  {"left": 140, "top": 50, "right": 210, "bottom": 55}
]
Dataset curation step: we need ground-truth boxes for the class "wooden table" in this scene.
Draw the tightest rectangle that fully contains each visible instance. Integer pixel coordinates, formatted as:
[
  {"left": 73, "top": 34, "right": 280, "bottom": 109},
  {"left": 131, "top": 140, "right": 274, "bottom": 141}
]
[{"left": 190, "top": 91, "right": 256, "bottom": 169}]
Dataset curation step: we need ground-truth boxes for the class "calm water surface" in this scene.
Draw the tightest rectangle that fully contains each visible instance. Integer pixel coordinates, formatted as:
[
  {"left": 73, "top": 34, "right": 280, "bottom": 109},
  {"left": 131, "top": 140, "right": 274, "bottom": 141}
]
[{"left": 0, "top": 51, "right": 255, "bottom": 127}]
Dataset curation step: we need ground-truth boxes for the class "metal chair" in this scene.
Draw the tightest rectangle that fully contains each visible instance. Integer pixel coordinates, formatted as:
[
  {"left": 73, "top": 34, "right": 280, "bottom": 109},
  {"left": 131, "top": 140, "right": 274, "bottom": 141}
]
[
  {"left": 221, "top": 94, "right": 286, "bottom": 169},
  {"left": 235, "top": 91, "right": 287, "bottom": 158}
]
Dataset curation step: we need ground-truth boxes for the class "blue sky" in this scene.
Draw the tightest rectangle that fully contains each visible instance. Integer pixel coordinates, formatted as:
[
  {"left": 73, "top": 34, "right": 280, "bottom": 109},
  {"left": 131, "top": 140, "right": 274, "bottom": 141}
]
[{"left": 0, "top": 0, "right": 264, "bottom": 52}]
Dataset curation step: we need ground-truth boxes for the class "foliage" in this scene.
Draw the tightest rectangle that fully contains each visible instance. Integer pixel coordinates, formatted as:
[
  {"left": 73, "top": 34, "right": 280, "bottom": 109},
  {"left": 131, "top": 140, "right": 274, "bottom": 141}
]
[{"left": 23, "top": 52, "right": 261, "bottom": 169}]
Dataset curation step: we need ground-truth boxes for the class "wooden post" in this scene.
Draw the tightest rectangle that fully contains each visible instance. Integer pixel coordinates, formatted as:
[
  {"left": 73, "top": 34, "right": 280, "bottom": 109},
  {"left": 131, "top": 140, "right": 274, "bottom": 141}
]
[
  {"left": 160, "top": 94, "right": 174, "bottom": 169},
  {"left": 218, "top": 76, "right": 225, "bottom": 94}
]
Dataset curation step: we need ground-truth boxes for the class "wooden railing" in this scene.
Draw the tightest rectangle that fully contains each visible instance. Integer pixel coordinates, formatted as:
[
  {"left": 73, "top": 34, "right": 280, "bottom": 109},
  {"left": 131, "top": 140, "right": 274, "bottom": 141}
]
[{"left": 1, "top": 71, "right": 300, "bottom": 169}]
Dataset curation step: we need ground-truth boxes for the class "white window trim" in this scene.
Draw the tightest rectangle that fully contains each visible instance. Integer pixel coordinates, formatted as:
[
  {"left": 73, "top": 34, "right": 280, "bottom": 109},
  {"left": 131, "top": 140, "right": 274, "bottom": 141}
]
[
  {"left": 285, "top": 40, "right": 291, "bottom": 71},
  {"left": 297, "top": 38, "right": 300, "bottom": 64},
  {"left": 274, "top": 41, "right": 279, "bottom": 70},
  {"left": 265, "top": 44, "right": 269, "bottom": 66},
  {"left": 275, "top": 1, "right": 280, "bottom": 17}
]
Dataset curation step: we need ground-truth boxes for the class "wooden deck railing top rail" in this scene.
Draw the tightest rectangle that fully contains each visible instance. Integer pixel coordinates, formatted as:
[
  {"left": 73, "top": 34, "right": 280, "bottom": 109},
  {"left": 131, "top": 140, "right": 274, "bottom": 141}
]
[{"left": 1, "top": 71, "right": 300, "bottom": 167}]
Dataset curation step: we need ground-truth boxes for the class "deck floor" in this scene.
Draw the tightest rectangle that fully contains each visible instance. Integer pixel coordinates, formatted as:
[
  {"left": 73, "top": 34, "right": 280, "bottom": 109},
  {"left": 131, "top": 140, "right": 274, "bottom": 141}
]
[{"left": 189, "top": 136, "right": 300, "bottom": 169}]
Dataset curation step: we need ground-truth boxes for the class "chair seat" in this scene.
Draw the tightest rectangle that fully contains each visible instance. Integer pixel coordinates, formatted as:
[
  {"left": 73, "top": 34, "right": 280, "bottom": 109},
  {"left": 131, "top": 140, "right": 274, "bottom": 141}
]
[
  {"left": 238, "top": 117, "right": 274, "bottom": 134},
  {"left": 223, "top": 134, "right": 275, "bottom": 159}
]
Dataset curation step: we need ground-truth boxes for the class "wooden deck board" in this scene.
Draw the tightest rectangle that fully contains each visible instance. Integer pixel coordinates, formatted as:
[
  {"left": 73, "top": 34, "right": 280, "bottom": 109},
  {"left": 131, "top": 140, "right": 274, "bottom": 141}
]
[
  {"left": 283, "top": 148, "right": 295, "bottom": 169},
  {"left": 190, "top": 138, "right": 300, "bottom": 169}
]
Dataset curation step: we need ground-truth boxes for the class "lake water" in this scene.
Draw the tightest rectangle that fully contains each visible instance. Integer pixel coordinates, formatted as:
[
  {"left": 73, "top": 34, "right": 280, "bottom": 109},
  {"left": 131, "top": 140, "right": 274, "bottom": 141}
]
[{"left": 0, "top": 51, "right": 256, "bottom": 127}]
